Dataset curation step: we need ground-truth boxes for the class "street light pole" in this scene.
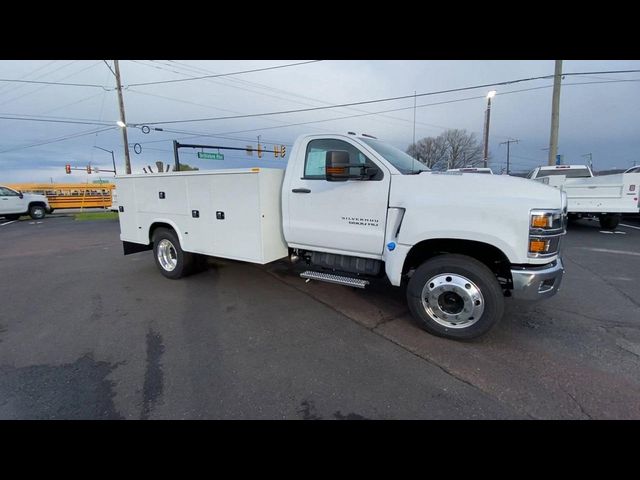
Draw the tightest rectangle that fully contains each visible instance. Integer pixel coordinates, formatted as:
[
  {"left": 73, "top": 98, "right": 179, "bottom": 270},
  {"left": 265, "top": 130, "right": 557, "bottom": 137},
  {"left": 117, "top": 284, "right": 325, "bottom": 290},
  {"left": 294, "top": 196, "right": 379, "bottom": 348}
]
[
  {"left": 94, "top": 146, "right": 117, "bottom": 175},
  {"left": 482, "top": 90, "right": 497, "bottom": 168}
]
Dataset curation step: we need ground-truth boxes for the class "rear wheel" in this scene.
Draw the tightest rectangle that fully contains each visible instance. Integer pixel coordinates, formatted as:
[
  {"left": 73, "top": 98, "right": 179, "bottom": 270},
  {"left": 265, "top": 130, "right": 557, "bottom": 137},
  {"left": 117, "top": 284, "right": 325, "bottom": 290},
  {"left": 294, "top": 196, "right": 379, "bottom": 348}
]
[
  {"left": 599, "top": 214, "right": 620, "bottom": 230},
  {"left": 406, "top": 254, "right": 504, "bottom": 340},
  {"left": 152, "top": 228, "right": 194, "bottom": 279},
  {"left": 29, "top": 205, "right": 46, "bottom": 220}
]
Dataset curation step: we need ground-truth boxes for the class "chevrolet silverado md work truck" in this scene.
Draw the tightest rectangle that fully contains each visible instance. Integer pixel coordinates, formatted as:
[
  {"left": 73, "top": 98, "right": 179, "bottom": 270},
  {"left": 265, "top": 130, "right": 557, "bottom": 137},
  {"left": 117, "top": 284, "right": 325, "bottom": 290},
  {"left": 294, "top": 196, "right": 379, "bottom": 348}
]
[
  {"left": 115, "top": 133, "right": 567, "bottom": 340},
  {"left": 527, "top": 164, "right": 640, "bottom": 230}
]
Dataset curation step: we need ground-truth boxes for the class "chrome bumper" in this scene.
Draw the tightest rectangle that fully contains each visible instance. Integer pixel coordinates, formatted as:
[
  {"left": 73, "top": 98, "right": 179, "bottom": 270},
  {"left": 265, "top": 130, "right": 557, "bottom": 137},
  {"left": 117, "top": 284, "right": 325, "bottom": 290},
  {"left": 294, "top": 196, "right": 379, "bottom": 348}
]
[{"left": 510, "top": 257, "right": 564, "bottom": 301}]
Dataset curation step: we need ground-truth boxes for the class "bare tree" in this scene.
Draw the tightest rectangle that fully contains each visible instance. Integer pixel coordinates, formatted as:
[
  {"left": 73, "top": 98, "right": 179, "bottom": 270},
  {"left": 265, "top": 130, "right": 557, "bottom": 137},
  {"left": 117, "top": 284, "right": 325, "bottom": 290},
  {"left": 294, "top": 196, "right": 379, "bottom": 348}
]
[
  {"left": 406, "top": 136, "right": 448, "bottom": 168},
  {"left": 407, "top": 129, "right": 484, "bottom": 170}
]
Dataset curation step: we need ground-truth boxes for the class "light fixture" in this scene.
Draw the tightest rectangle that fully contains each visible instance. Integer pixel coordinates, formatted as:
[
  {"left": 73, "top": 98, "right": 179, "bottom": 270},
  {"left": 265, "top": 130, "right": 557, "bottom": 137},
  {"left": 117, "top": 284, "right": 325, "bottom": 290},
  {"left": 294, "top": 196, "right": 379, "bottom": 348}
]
[
  {"left": 117, "top": 120, "right": 126, "bottom": 128},
  {"left": 487, "top": 90, "right": 497, "bottom": 99}
]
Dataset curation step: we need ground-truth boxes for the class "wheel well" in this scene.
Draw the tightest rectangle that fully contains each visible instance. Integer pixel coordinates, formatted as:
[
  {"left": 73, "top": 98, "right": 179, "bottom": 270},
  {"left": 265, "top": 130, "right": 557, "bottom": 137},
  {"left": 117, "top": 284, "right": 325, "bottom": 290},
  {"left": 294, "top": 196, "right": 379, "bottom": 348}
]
[
  {"left": 149, "top": 222, "right": 175, "bottom": 243},
  {"left": 403, "top": 238, "right": 512, "bottom": 285},
  {"left": 28, "top": 201, "right": 46, "bottom": 208}
]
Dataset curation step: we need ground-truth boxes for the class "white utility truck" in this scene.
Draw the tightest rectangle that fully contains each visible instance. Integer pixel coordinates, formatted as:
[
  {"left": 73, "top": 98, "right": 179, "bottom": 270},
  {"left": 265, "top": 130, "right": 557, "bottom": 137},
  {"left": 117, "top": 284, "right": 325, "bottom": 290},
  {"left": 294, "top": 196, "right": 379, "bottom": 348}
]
[
  {"left": 527, "top": 164, "right": 640, "bottom": 229},
  {"left": 115, "top": 133, "right": 567, "bottom": 340},
  {"left": 0, "top": 185, "right": 51, "bottom": 220}
]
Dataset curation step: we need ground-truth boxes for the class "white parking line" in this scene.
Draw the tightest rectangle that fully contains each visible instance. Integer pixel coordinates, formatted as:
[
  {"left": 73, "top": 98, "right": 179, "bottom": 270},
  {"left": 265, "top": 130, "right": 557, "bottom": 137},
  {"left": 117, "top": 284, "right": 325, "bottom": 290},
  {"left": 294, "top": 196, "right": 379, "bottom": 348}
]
[
  {"left": 1, "top": 220, "right": 17, "bottom": 226},
  {"left": 577, "top": 247, "right": 640, "bottom": 257},
  {"left": 620, "top": 223, "right": 640, "bottom": 231}
]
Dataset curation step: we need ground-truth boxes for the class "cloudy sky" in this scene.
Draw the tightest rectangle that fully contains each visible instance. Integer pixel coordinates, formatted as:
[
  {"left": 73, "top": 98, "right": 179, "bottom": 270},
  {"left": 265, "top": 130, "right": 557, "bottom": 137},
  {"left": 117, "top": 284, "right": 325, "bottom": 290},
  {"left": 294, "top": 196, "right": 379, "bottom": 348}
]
[{"left": 1, "top": 59, "right": 639, "bottom": 183}]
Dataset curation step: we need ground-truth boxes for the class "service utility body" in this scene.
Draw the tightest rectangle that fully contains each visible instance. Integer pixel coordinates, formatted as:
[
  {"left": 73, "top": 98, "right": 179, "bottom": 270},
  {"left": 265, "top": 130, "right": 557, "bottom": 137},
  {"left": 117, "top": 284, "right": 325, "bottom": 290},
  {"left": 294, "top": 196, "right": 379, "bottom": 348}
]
[{"left": 115, "top": 133, "right": 568, "bottom": 340}]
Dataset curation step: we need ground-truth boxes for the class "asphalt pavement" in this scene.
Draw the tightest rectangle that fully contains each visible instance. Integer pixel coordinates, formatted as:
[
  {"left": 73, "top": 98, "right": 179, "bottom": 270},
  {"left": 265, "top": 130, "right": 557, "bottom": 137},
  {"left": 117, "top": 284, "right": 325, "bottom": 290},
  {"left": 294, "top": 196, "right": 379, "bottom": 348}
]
[{"left": 0, "top": 214, "right": 639, "bottom": 419}]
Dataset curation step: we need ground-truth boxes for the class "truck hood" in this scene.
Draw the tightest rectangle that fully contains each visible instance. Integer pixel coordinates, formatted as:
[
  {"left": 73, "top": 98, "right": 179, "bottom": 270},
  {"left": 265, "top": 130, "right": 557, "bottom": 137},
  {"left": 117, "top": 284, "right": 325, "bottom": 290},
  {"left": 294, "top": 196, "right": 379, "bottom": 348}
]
[
  {"left": 23, "top": 193, "right": 49, "bottom": 204},
  {"left": 389, "top": 171, "right": 564, "bottom": 264},
  {"left": 390, "top": 171, "right": 562, "bottom": 208}
]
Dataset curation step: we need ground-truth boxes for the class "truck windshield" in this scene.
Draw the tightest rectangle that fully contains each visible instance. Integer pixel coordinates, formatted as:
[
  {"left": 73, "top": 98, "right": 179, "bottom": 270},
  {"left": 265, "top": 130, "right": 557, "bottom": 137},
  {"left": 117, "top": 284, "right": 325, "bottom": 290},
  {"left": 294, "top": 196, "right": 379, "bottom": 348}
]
[
  {"left": 360, "top": 138, "right": 429, "bottom": 174},
  {"left": 537, "top": 169, "right": 592, "bottom": 178}
]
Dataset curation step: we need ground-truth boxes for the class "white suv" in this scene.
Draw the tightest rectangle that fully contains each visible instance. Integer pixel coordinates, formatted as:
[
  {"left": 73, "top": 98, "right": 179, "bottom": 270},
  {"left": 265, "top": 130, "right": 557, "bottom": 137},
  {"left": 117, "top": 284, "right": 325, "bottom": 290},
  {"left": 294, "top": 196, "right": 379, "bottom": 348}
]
[{"left": 0, "top": 185, "right": 51, "bottom": 220}]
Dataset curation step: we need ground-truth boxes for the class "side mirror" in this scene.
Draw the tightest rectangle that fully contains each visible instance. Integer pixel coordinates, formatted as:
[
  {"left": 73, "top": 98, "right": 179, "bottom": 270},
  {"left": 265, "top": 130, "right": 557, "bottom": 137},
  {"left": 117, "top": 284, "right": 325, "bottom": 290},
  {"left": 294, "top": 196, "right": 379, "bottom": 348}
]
[
  {"left": 325, "top": 150, "right": 351, "bottom": 181},
  {"left": 18, "top": 191, "right": 24, "bottom": 199},
  {"left": 325, "top": 151, "right": 380, "bottom": 181}
]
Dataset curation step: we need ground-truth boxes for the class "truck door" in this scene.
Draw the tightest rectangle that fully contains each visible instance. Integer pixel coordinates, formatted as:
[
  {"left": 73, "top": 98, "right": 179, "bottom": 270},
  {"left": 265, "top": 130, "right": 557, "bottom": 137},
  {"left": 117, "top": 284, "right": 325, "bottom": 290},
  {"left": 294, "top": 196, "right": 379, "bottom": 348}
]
[
  {"left": 286, "top": 138, "right": 390, "bottom": 257},
  {"left": 0, "top": 187, "right": 23, "bottom": 215}
]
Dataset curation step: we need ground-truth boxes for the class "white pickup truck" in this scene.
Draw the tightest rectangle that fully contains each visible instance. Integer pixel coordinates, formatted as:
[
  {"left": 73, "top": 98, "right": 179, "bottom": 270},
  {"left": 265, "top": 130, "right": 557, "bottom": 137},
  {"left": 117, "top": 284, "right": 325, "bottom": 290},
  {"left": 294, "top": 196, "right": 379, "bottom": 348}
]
[
  {"left": 115, "top": 133, "right": 567, "bottom": 340},
  {"left": 527, "top": 165, "right": 640, "bottom": 229},
  {"left": 0, "top": 185, "right": 51, "bottom": 220}
]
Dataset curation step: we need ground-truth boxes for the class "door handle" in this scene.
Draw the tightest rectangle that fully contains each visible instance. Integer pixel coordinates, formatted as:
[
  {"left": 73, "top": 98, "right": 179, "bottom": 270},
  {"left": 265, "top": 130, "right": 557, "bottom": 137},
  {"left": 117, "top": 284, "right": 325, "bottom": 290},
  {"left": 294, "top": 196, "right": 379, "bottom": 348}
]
[{"left": 291, "top": 188, "right": 311, "bottom": 193}]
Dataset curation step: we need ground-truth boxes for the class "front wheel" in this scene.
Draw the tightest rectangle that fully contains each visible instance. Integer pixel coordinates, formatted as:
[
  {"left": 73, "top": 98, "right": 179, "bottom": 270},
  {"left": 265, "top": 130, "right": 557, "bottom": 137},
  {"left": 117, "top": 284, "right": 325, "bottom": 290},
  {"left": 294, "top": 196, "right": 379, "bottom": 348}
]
[
  {"left": 599, "top": 214, "right": 620, "bottom": 230},
  {"left": 29, "top": 205, "right": 46, "bottom": 220},
  {"left": 406, "top": 254, "right": 505, "bottom": 340},
  {"left": 152, "top": 228, "right": 195, "bottom": 279}
]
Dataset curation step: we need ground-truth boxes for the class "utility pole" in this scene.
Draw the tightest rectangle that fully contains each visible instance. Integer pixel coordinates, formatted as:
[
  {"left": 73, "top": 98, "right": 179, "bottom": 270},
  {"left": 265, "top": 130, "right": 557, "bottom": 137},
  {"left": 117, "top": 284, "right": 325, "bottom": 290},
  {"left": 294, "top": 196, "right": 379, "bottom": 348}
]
[
  {"left": 548, "top": 60, "right": 563, "bottom": 166},
  {"left": 581, "top": 153, "right": 593, "bottom": 171},
  {"left": 114, "top": 60, "right": 132, "bottom": 174},
  {"left": 500, "top": 139, "right": 519, "bottom": 175},
  {"left": 412, "top": 90, "right": 416, "bottom": 147},
  {"left": 482, "top": 91, "right": 496, "bottom": 168}
]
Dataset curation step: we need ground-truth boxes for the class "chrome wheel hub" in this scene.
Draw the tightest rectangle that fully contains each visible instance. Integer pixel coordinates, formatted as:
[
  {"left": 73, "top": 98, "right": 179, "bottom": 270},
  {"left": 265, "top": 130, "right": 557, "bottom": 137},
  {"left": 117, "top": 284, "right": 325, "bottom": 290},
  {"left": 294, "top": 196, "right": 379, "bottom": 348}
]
[
  {"left": 157, "top": 239, "right": 177, "bottom": 271},
  {"left": 421, "top": 273, "right": 484, "bottom": 329}
]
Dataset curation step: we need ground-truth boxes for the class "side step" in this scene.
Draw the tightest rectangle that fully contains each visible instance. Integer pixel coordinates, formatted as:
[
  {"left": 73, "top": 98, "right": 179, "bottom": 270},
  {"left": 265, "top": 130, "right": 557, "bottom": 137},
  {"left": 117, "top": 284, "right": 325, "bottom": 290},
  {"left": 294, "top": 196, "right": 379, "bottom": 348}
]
[{"left": 300, "top": 270, "right": 369, "bottom": 289}]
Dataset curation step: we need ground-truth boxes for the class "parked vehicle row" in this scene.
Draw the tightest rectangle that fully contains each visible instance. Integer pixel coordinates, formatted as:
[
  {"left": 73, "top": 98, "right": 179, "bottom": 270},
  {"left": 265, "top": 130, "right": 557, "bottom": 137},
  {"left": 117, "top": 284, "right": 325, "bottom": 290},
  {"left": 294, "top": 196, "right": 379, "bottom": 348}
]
[{"left": 526, "top": 165, "right": 640, "bottom": 229}]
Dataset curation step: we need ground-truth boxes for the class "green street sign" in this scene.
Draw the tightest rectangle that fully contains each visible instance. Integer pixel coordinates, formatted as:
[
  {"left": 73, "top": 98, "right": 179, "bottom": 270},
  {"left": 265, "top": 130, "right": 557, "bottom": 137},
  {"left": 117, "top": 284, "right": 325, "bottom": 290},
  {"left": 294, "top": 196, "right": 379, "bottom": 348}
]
[{"left": 197, "top": 152, "right": 224, "bottom": 160}]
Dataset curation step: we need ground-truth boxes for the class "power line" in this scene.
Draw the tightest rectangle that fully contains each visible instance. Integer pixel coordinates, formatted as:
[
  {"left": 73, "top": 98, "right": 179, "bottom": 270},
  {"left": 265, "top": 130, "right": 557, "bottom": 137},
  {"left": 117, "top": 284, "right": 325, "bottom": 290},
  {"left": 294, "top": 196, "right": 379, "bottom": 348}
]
[
  {"left": 0, "top": 61, "right": 105, "bottom": 109},
  {"left": 103, "top": 60, "right": 116, "bottom": 78},
  {"left": 0, "top": 126, "right": 115, "bottom": 154},
  {"left": 0, "top": 115, "right": 112, "bottom": 126},
  {"left": 155, "top": 60, "right": 420, "bottom": 132},
  {"left": 126, "top": 60, "right": 322, "bottom": 87},
  {"left": 137, "top": 69, "right": 640, "bottom": 126},
  {"left": 0, "top": 78, "right": 106, "bottom": 88},
  {"left": 0, "top": 60, "right": 58, "bottom": 96}
]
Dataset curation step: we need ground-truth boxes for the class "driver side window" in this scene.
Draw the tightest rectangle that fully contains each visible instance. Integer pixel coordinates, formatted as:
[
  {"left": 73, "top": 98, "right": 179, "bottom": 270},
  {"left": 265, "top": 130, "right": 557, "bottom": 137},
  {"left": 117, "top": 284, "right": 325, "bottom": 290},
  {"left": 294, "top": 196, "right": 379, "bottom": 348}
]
[
  {"left": 303, "top": 139, "right": 382, "bottom": 180},
  {"left": 0, "top": 187, "right": 17, "bottom": 196}
]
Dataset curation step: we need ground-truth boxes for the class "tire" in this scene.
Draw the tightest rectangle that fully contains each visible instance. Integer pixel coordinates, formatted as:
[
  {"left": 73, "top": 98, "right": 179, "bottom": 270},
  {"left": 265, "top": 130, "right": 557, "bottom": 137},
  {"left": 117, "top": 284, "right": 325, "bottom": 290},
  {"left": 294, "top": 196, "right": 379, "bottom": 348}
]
[
  {"left": 599, "top": 214, "right": 620, "bottom": 230},
  {"left": 406, "top": 254, "right": 504, "bottom": 340},
  {"left": 28, "top": 204, "right": 46, "bottom": 220},
  {"left": 152, "top": 227, "right": 195, "bottom": 279}
]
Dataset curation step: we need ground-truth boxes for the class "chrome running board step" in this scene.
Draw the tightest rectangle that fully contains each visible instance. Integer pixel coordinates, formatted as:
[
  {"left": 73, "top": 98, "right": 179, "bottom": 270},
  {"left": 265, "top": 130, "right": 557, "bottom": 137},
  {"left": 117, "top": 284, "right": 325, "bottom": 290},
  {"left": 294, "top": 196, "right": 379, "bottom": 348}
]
[{"left": 300, "top": 270, "right": 369, "bottom": 289}]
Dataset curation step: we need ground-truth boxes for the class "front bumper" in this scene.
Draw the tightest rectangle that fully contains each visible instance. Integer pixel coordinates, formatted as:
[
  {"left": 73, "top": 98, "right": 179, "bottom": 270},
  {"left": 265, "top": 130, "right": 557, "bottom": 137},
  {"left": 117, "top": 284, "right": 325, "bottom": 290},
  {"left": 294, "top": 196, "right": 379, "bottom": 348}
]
[{"left": 510, "top": 257, "right": 564, "bottom": 301}]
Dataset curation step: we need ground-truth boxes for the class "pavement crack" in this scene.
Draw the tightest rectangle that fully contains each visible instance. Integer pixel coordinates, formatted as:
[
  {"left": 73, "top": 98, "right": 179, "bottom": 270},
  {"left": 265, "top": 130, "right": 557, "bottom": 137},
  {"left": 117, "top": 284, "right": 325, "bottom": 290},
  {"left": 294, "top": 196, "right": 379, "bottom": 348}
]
[
  {"left": 563, "top": 253, "right": 640, "bottom": 309},
  {"left": 564, "top": 390, "right": 592, "bottom": 419},
  {"left": 261, "top": 264, "right": 532, "bottom": 419}
]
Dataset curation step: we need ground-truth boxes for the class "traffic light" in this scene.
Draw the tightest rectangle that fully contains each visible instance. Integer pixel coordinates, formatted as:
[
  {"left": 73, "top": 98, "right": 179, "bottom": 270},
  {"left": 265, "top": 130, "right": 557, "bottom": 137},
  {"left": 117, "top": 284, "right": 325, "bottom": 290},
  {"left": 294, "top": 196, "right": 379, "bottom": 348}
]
[
  {"left": 65, "top": 164, "right": 71, "bottom": 174},
  {"left": 86, "top": 165, "right": 92, "bottom": 174},
  {"left": 280, "top": 145, "right": 286, "bottom": 158}
]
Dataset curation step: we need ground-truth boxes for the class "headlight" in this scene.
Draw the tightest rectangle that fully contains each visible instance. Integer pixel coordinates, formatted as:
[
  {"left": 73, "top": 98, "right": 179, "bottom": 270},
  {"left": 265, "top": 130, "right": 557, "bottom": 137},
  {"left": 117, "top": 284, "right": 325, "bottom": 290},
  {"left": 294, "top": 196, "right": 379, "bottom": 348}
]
[
  {"left": 529, "top": 209, "right": 564, "bottom": 232},
  {"left": 528, "top": 209, "right": 565, "bottom": 258}
]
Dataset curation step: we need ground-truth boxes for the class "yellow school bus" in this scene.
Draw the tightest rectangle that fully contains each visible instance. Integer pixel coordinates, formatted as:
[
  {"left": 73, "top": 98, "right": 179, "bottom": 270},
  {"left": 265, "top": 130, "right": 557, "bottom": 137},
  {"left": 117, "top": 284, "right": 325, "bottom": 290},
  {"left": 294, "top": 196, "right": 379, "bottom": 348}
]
[{"left": 6, "top": 183, "right": 115, "bottom": 210}]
